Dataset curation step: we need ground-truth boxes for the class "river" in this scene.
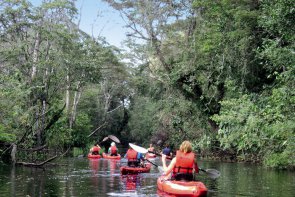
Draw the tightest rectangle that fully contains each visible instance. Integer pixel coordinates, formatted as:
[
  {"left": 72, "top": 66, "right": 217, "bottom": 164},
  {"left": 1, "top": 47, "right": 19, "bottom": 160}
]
[{"left": 0, "top": 157, "right": 294, "bottom": 196}]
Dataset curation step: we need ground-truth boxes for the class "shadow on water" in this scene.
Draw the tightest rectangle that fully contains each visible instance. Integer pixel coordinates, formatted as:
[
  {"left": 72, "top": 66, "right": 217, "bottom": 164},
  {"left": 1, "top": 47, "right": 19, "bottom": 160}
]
[{"left": 0, "top": 157, "right": 294, "bottom": 196}]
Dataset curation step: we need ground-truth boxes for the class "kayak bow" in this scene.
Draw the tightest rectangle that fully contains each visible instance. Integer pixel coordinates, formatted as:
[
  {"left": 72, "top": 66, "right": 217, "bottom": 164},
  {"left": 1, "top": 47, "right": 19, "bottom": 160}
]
[{"left": 157, "top": 175, "right": 208, "bottom": 197}]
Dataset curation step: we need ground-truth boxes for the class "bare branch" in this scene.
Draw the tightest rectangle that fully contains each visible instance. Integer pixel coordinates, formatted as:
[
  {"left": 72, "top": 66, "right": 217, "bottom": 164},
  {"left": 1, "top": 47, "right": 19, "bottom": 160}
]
[{"left": 88, "top": 122, "right": 107, "bottom": 138}]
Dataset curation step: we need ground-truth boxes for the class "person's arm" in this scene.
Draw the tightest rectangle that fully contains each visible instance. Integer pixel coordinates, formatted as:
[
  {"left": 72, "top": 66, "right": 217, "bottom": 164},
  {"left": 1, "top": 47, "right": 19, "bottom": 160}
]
[
  {"left": 161, "top": 154, "right": 176, "bottom": 176},
  {"left": 194, "top": 157, "right": 199, "bottom": 173}
]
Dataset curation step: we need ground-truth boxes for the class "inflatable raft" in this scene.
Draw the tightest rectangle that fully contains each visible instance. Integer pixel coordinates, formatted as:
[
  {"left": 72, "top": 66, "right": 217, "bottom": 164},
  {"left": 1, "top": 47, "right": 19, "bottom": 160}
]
[
  {"left": 157, "top": 175, "right": 208, "bottom": 197},
  {"left": 102, "top": 153, "right": 121, "bottom": 160},
  {"left": 120, "top": 163, "right": 151, "bottom": 175}
]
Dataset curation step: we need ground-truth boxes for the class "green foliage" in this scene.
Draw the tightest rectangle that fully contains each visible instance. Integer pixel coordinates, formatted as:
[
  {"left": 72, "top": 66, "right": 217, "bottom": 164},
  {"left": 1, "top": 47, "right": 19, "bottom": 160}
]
[
  {"left": 72, "top": 147, "right": 83, "bottom": 157},
  {"left": 46, "top": 116, "right": 71, "bottom": 148},
  {"left": 71, "top": 113, "right": 92, "bottom": 147},
  {"left": 128, "top": 96, "right": 158, "bottom": 143},
  {"left": 264, "top": 150, "right": 294, "bottom": 169},
  {"left": 0, "top": 125, "right": 16, "bottom": 142},
  {"left": 212, "top": 81, "right": 295, "bottom": 168},
  {"left": 211, "top": 94, "right": 261, "bottom": 153},
  {"left": 0, "top": 0, "right": 293, "bottom": 170},
  {"left": 259, "top": 0, "right": 294, "bottom": 42},
  {"left": 0, "top": 0, "right": 128, "bottom": 165}
]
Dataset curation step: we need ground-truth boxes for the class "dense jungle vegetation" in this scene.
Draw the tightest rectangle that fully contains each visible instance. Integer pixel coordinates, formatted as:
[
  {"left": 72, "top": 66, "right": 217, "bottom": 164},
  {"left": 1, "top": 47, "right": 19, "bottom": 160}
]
[{"left": 0, "top": 0, "right": 294, "bottom": 169}]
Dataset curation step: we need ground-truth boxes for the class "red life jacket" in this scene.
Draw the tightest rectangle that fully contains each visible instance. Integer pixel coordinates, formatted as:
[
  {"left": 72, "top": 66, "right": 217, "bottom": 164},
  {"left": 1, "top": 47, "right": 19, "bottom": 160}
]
[
  {"left": 92, "top": 146, "right": 100, "bottom": 152},
  {"left": 126, "top": 149, "right": 137, "bottom": 161},
  {"left": 173, "top": 150, "right": 195, "bottom": 175},
  {"left": 110, "top": 146, "right": 117, "bottom": 154}
]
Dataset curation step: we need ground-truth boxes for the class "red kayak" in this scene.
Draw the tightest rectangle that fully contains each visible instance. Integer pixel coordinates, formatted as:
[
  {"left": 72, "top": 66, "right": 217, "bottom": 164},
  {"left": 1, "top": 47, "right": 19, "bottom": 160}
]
[
  {"left": 145, "top": 153, "right": 157, "bottom": 159},
  {"left": 120, "top": 163, "right": 151, "bottom": 175},
  {"left": 102, "top": 153, "right": 121, "bottom": 160},
  {"left": 157, "top": 175, "right": 208, "bottom": 197},
  {"left": 87, "top": 154, "right": 101, "bottom": 159}
]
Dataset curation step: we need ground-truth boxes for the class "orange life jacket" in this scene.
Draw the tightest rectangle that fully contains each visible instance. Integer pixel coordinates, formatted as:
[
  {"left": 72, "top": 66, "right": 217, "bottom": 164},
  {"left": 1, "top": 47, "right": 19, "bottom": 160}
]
[
  {"left": 110, "top": 146, "right": 117, "bottom": 154},
  {"left": 126, "top": 149, "right": 137, "bottom": 161},
  {"left": 173, "top": 150, "right": 195, "bottom": 175}
]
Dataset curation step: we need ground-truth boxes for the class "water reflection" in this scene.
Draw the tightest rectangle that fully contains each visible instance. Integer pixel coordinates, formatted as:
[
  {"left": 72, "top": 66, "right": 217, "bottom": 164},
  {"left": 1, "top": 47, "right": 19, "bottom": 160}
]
[
  {"left": 89, "top": 158, "right": 100, "bottom": 192},
  {"left": 0, "top": 158, "right": 294, "bottom": 196},
  {"left": 121, "top": 174, "right": 140, "bottom": 191}
]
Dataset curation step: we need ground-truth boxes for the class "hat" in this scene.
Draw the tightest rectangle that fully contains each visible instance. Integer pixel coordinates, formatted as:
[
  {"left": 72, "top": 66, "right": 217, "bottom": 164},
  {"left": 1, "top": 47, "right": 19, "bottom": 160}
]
[{"left": 111, "top": 142, "right": 115, "bottom": 146}]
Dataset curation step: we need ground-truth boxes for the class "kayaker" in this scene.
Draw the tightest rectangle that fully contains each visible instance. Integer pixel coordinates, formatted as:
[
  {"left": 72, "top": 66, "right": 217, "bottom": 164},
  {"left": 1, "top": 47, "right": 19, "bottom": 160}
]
[
  {"left": 137, "top": 152, "right": 145, "bottom": 167},
  {"left": 108, "top": 142, "right": 118, "bottom": 156},
  {"left": 148, "top": 144, "right": 155, "bottom": 152},
  {"left": 161, "top": 140, "right": 199, "bottom": 181},
  {"left": 125, "top": 144, "right": 144, "bottom": 167},
  {"left": 90, "top": 143, "right": 101, "bottom": 155},
  {"left": 162, "top": 143, "right": 173, "bottom": 158}
]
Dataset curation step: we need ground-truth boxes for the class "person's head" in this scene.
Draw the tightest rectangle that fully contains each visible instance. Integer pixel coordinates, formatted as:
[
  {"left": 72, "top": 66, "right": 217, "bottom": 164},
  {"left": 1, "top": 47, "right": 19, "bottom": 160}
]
[
  {"left": 179, "top": 140, "right": 192, "bottom": 153},
  {"left": 149, "top": 144, "right": 153, "bottom": 147},
  {"left": 111, "top": 142, "right": 115, "bottom": 146}
]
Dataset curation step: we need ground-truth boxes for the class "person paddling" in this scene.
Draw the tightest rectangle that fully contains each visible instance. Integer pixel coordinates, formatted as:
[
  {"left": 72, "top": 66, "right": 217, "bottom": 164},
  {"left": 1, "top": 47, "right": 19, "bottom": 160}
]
[
  {"left": 125, "top": 143, "right": 144, "bottom": 167},
  {"left": 162, "top": 143, "right": 173, "bottom": 159},
  {"left": 90, "top": 143, "right": 101, "bottom": 155},
  {"left": 148, "top": 144, "right": 155, "bottom": 152},
  {"left": 146, "top": 143, "right": 156, "bottom": 158},
  {"left": 108, "top": 142, "right": 118, "bottom": 156},
  {"left": 161, "top": 140, "right": 199, "bottom": 181}
]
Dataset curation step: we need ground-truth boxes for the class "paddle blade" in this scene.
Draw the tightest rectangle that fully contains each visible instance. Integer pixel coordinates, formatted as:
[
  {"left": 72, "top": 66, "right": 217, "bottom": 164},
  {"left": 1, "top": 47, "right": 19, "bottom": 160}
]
[
  {"left": 101, "top": 136, "right": 109, "bottom": 142},
  {"left": 199, "top": 168, "right": 221, "bottom": 179},
  {"left": 144, "top": 158, "right": 158, "bottom": 167},
  {"left": 108, "top": 135, "right": 120, "bottom": 143},
  {"left": 129, "top": 143, "right": 148, "bottom": 154}
]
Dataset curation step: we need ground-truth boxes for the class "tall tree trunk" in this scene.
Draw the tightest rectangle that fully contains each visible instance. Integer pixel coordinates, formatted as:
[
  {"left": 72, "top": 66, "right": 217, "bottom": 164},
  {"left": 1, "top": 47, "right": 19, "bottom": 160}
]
[
  {"left": 36, "top": 107, "right": 41, "bottom": 146},
  {"left": 101, "top": 80, "right": 112, "bottom": 115},
  {"left": 69, "top": 81, "right": 82, "bottom": 129},
  {"left": 65, "top": 68, "right": 70, "bottom": 113},
  {"left": 31, "top": 32, "right": 41, "bottom": 80}
]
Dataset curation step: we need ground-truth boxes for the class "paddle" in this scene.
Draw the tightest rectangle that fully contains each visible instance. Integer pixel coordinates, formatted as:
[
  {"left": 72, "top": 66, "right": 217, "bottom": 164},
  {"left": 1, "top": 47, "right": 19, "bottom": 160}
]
[
  {"left": 198, "top": 168, "right": 221, "bottom": 179},
  {"left": 129, "top": 143, "right": 162, "bottom": 157},
  {"left": 129, "top": 143, "right": 220, "bottom": 179},
  {"left": 108, "top": 135, "right": 120, "bottom": 143},
  {"left": 98, "top": 136, "right": 109, "bottom": 145},
  {"left": 143, "top": 158, "right": 159, "bottom": 167},
  {"left": 143, "top": 158, "right": 164, "bottom": 172}
]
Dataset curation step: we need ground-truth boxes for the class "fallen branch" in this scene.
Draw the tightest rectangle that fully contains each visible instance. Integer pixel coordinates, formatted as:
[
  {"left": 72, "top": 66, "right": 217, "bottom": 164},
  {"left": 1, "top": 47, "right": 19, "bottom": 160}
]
[
  {"left": 16, "top": 155, "right": 58, "bottom": 167},
  {"left": 15, "top": 147, "right": 70, "bottom": 167},
  {"left": 88, "top": 122, "right": 107, "bottom": 137}
]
